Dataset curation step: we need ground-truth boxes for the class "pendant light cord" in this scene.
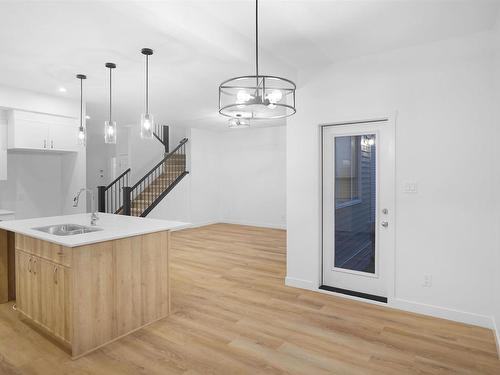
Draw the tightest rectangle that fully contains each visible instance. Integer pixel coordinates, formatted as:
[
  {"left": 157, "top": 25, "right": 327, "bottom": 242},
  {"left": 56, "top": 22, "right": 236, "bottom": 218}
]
[
  {"left": 146, "top": 54, "right": 149, "bottom": 114},
  {"left": 255, "top": 0, "right": 259, "bottom": 89},
  {"left": 256, "top": 0, "right": 258, "bottom": 79},
  {"left": 109, "top": 67, "right": 112, "bottom": 123},
  {"left": 80, "top": 78, "right": 83, "bottom": 128}
]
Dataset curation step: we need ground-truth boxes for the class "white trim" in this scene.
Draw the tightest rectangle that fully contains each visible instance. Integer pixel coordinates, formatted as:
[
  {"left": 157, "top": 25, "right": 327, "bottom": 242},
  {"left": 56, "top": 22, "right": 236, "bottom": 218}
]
[
  {"left": 175, "top": 220, "right": 286, "bottom": 231},
  {"left": 320, "top": 115, "right": 396, "bottom": 298},
  {"left": 286, "top": 279, "right": 495, "bottom": 330},
  {"left": 220, "top": 219, "right": 286, "bottom": 230},
  {"left": 173, "top": 220, "right": 219, "bottom": 230},
  {"left": 285, "top": 276, "right": 315, "bottom": 290},
  {"left": 390, "top": 298, "right": 494, "bottom": 329}
]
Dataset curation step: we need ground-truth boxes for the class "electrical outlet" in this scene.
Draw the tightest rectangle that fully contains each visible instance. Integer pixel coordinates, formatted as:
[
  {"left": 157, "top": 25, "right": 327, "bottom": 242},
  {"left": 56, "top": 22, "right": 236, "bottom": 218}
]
[{"left": 422, "top": 275, "right": 433, "bottom": 287}]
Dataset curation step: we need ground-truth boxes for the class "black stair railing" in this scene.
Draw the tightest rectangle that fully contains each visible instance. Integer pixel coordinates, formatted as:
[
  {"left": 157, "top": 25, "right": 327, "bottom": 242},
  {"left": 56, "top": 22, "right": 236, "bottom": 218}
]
[
  {"left": 154, "top": 124, "right": 169, "bottom": 154},
  {"left": 97, "top": 168, "right": 131, "bottom": 214},
  {"left": 123, "top": 137, "right": 188, "bottom": 217}
]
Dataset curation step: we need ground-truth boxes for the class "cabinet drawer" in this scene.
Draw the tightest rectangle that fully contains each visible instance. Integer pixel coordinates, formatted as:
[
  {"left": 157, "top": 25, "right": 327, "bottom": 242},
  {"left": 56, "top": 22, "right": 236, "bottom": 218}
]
[{"left": 15, "top": 234, "right": 71, "bottom": 267}]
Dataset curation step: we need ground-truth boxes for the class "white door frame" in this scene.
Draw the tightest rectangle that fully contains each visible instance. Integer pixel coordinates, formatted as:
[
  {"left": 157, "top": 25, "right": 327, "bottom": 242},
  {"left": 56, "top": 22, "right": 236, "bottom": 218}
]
[{"left": 318, "top": 114, "right": 396, "bottom": 304}]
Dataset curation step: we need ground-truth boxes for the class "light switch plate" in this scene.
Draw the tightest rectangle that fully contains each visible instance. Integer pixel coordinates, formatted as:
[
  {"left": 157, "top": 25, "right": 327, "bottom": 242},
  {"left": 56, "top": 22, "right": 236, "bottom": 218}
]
[{"left": 404, "top": 182, "right": 418, "bottom": 193}]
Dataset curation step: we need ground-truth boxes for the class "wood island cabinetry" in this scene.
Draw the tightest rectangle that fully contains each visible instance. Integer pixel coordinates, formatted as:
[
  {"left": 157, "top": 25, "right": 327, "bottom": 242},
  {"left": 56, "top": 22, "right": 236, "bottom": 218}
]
[{"left": 13, "top": 230, "right": 170, "bottom": 358}]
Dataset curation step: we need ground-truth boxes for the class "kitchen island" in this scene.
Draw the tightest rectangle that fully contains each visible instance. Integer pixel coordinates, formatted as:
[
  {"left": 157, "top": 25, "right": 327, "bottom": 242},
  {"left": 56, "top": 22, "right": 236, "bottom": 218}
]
[{"left": 0, "top": 213, "right": 188, "bottom": 358}]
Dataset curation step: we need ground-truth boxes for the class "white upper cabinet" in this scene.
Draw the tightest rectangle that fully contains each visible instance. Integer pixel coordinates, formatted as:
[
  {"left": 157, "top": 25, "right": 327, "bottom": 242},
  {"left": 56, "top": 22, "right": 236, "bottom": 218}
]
[{"left": 8, "top": 110, "right": 79, "bottom": 152}]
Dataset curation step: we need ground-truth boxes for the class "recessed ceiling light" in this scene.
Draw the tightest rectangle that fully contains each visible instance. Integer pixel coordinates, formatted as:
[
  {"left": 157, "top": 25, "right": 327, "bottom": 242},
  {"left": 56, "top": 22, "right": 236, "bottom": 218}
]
[
  {"left": 59, "top": 87, "right": 67, "bottom": 93},
  {"left": 85, "top": 115, "right": 91, "bottom": 120}
]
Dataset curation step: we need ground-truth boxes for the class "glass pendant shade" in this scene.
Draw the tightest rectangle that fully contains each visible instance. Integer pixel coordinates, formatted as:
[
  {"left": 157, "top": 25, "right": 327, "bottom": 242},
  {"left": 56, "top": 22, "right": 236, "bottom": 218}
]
[
  {"left": 104, "top": 120, "right": 117, "bottom": 144},
  {"left": 140, "top": 113, "right": 154, "bottom": 139},
  {"left": 77, "top": 126, "right": 86, "bottom": 145},
  {"left": 219, "top": 76, "right": 296, "bottom": 119},
  {"left": 228, "top": 118, "right": 250, "bottom": 129}
]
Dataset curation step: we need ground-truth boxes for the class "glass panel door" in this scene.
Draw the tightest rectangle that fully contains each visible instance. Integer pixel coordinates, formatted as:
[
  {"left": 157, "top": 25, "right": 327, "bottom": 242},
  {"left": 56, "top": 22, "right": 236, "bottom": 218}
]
[
  {"left": 334, "top": 135, "right": 376, "bottom": 274},
  {"left": 322, "top": 120, "right": 394, "bottom": 299}
]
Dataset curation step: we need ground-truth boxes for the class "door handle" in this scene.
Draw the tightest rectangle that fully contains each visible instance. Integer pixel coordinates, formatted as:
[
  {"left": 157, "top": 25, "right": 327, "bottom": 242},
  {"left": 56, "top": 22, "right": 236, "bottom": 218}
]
[
  {"left": 381, "top": 221, "right": 389, "bottom": 228},
  {"left": 28, "top": 257, "right": 32, "bottom": 273},
  {"left": 43, "top": 140, "right": 47, "bottom": 148},
  {"left": 53, "top": 267, "right": 58, "bottom": 285},
  {"left": 51, "top": 140, "right": 54, "bottom": 149}
]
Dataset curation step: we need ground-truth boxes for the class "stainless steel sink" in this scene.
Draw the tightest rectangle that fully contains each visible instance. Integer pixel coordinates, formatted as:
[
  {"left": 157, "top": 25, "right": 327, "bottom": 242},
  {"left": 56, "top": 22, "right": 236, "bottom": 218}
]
[{"left": 32, "top": 224, "right": 102, "bottom": 236}]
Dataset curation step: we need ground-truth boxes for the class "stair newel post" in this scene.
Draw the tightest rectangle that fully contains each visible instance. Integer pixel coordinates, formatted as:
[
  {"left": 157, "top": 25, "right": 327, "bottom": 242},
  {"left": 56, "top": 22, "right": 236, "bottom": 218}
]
[
  {"left": 163, "top": 125, "right": 169, "bottom": 154},
  {"left": 97, "top": 186, "right": 106, "bottom": 213},
  {"left": 123, "top": 186, "right": 132, "bottom": 216}
]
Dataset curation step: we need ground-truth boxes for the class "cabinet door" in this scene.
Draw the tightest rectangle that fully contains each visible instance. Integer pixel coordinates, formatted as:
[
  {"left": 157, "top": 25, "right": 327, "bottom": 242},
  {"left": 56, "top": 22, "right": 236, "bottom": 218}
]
[
  {"left": 13, "top": 120, "right": 49, "bottom": 150},
  {"left": 49, "top": 123, "right": 78, "bottom": 152},
  {"left": 29, "top": 257, "right": 42, "bottom": 324},
  {"left": 15, "top": 251, "right": 40, "bottom": 321},
  {"left": 53, "top": 265, "right": 71, "bottom": 342},
  {"left": 40, "top": 260, "right": 71, "bottom": 343},
  {"left": 15, "top": 251, "right": 31, "bottom": 317}
]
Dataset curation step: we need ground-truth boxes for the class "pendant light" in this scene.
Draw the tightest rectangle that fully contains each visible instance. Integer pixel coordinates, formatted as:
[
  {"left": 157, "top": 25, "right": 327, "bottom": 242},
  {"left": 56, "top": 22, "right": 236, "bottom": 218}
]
[
  {"left": 104, "top": 62, "right": 117, "bottom": 144},
  {"left": 219, "top": 0, "right": 296, "bottom": 120},
  {"left": 76, "top": 74, "right": 87, "bottom": 145},
  {"left": 140, "top": 48, "right": 154, "bottom": 139}
]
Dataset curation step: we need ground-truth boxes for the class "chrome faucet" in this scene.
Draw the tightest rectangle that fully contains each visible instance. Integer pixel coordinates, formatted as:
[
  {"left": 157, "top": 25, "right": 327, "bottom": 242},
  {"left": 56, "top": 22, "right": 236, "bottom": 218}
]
[{"left": 73, "top": 188, "right": 99, "bottom": 226}]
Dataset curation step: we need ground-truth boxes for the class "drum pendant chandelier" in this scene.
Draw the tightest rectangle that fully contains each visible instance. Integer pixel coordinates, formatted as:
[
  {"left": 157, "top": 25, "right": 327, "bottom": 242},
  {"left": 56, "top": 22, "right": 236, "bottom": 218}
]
[{"left": 219, "top": 0, "right": 296, "bottom": 120}]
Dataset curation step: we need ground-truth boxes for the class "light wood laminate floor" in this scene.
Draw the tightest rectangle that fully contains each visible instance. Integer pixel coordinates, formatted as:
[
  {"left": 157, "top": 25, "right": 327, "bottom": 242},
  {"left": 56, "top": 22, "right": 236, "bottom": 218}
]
[{"left": 0, "top": 224, "right": 499, "bottom": 374}]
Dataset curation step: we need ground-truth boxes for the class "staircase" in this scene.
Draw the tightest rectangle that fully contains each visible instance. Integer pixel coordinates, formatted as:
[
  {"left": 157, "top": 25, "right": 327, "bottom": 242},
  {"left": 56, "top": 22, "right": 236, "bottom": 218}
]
[{"left": 97, "top": 125, "right": 189, "bottom": 217}]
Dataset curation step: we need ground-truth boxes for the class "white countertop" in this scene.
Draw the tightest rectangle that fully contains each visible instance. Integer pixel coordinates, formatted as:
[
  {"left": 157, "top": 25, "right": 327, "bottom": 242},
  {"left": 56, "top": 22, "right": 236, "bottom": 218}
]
[
  {"left": 0, "top": 209, "right": 14, "bottom": 215},
  {"left": 0, "top": 213, "right": 190, "bottom": 247}
]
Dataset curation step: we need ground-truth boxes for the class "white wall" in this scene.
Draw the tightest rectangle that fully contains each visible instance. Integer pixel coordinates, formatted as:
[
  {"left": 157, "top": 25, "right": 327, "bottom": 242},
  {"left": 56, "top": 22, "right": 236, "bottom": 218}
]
[
  {"left": 287, "top": 30, "right": 499, "bottom": 328},
  {"left": 217, "top": 126, "right": 286, "bottom": 229},
  {"left": 0, "top": 86, "right": 86, "bottom": 219},
  {"left": 148, "top": 126, "right": 287, "bottom": 229},
  {"left": 148, "top": 127, "right": 221, "bottom": 226},
  {"left": 0, "top": 152, "right": 63, "bottom": 219}
]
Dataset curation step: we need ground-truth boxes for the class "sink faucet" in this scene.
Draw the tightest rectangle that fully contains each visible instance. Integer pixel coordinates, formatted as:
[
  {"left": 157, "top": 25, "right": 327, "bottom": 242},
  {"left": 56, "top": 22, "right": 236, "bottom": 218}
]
[{"left": 73, "top": 188, "right": 99, "bottom": 226}]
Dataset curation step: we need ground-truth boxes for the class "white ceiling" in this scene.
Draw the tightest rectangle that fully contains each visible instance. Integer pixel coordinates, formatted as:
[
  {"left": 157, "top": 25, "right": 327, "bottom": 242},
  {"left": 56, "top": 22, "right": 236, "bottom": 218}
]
[{"left": 0, "top": 0, "right": 498, "bottom": 131}]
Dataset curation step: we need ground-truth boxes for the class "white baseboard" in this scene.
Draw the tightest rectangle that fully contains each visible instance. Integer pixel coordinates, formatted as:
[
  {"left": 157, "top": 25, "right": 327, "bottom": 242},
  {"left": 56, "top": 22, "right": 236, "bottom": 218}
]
[
  {"left": 285, "top": 276, "right": 315, "bottom": 290},
  {"left": 169, "top": 220, "right": 286, "bottom": 231},
  {"left": 177, "top": 220, "right": 220, "bottom": 230},
  {"left": 285, "top": 275, "right": 494, "bottom": 329},
  {"left": 220, "top": 219, "right": 286, "bottom": 230},
  {"left": 390, "top": 298, "right": 494, "bottom": 329}
]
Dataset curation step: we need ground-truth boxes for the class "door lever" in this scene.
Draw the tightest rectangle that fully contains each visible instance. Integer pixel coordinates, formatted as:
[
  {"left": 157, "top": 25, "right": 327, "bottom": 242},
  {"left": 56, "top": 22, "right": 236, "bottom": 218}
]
[{"left": 381, "top": 221, "right": 389, "bottom": 228}]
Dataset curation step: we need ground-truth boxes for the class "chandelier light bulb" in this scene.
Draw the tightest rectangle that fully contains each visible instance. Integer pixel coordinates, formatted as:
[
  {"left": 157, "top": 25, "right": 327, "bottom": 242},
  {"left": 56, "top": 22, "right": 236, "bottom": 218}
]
[
  {"left": 237, "top": 90, "right": 252, "bottom": 104},
  {"left": 267, "top": 90, "right": 283, "bottom": 103}
]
